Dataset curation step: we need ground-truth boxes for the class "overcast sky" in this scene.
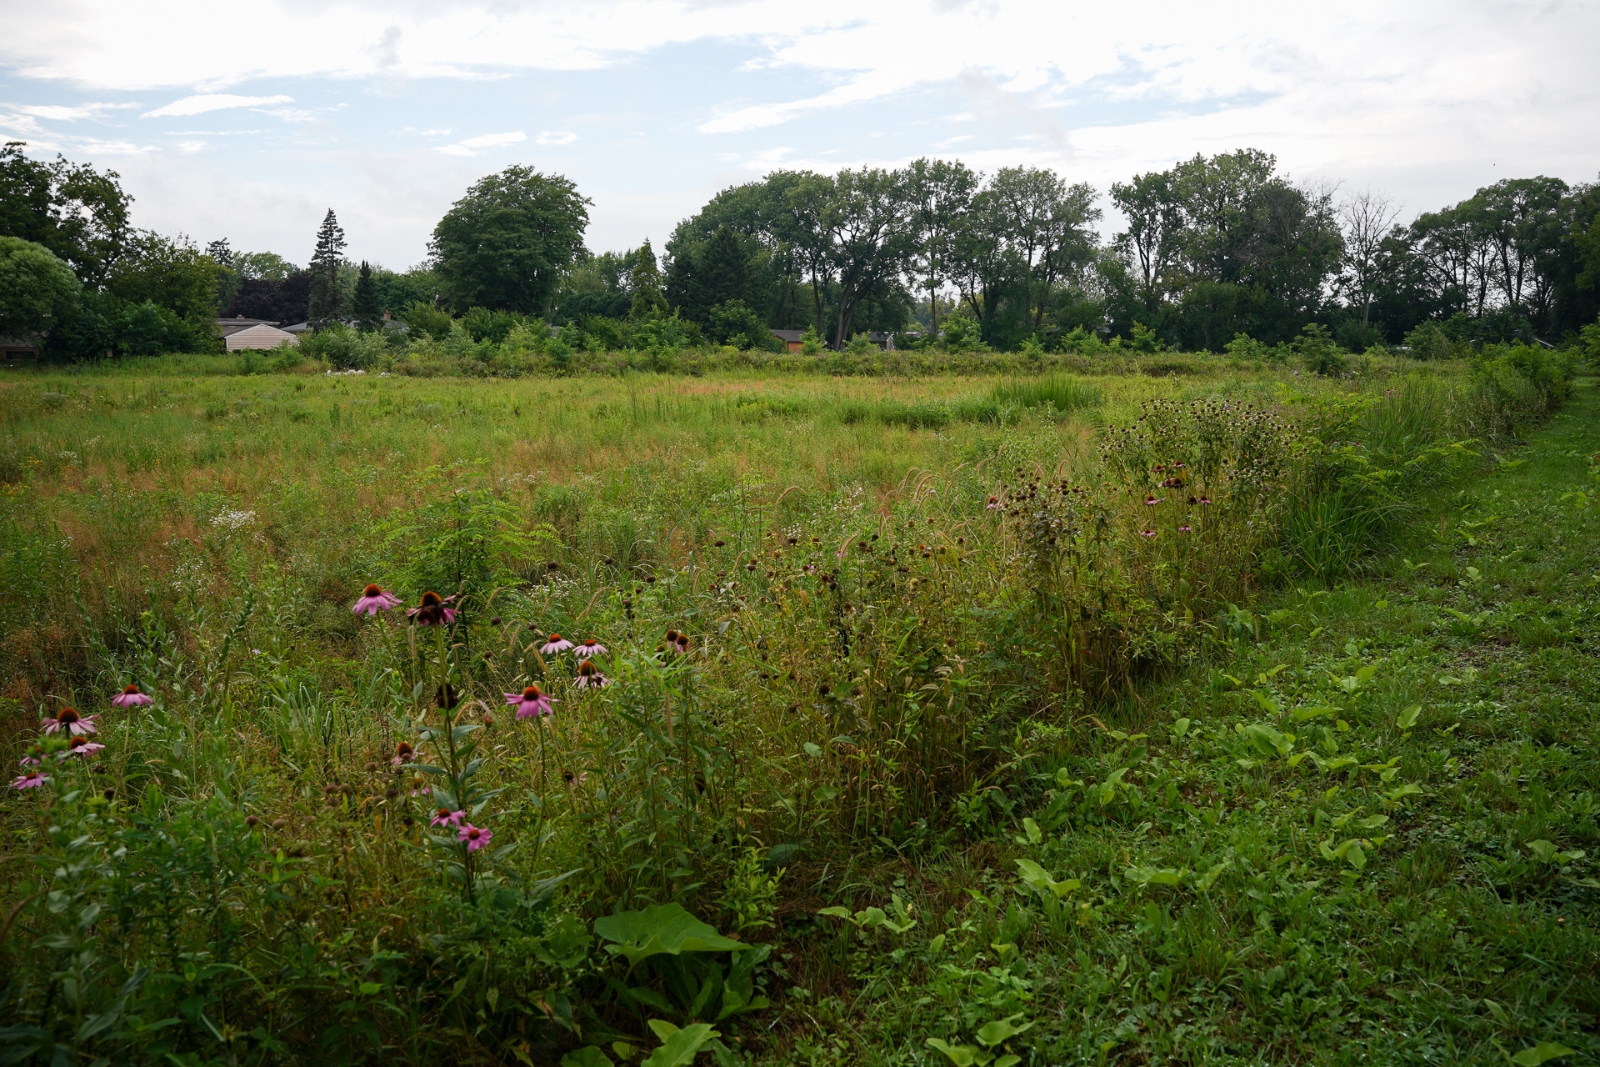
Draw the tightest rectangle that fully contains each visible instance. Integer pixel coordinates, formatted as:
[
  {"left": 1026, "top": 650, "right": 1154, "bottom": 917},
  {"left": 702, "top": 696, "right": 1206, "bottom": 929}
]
[{"left": 2, "top": 0, "right": 1596, "bottom": 271}]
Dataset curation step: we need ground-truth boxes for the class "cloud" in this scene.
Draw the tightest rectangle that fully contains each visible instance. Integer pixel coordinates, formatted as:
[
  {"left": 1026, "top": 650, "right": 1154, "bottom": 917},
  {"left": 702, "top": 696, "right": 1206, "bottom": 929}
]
[
  {"left": 536, "top": 130, "right": 577, "bottom": 145},
  {"left": 143, "top": 93, "right": 293, "bottom": 118},
  {"left": 433, "top": 130, "right": 527, "bottom": 156}
]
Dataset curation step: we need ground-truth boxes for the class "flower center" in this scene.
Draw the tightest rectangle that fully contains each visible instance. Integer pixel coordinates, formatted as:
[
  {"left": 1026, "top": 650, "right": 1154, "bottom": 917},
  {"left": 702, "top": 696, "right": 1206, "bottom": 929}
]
[
  {"left": 579, "top": 662, "right": 596, "bottom": 676},
  {"left": 522, "top": 686, "right": 542, "bottom": 699},
  {"left": 364, "top": 584, "right": 382, "bottom": 597},
  {"left": 548, "top": 633, "right": 562, "bottom": 642},
  {"left": 467, "top": 828, "right": 482, "bottom": 839},
  {"left": 57, "top": 708, "right": 79, "bottom": 724},
  {"left": 396, "top": 742, "right": 413, "bottom": 756},
  {"left": 68, "top": 736, "right": 89, "bottom": 749},
  {"left": 123, "top": 684, "right": 141, "bottom": 695},
  {"left": 436, "top": 808, "right": 451, "bottom": 820}
]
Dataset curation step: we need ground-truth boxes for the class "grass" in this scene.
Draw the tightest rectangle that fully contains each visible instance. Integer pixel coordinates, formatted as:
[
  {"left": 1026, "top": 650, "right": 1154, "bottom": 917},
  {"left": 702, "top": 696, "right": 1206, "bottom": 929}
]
[{"left": 0, "top": 352, "right": 1589, "bottom": 1065}]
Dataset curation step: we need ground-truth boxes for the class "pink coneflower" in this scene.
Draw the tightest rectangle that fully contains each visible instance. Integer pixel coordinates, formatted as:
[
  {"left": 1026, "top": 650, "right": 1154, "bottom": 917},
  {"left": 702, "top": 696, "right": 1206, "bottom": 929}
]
[
  {"left": 986, "top": 496, "right": 1002, "bottom": 511},
  {"left": 574, "top": 660, "right": 609, "bottom": 689},
  {"left": 1178, "top": 524, "right": 1192, "bottom": 534},
  {"left": 1144, "top": 495, "right": 1162, "bottom": 506},
  {"left": 352, "top": 584, "right": 402, "bottom": 615},
  {"left": 42, "top": 707, "right": 96, "bottom": 736},
  {"left": 61, "top": 736, "right": 105, "bottom": 759},
  {"left": 407, "top": 591, "right": 458, "bottom": 626},
  {"left": 675, "top": 634, "right": 690, "bottom": 655},
  {"left": 392, "top": 741, "right": 417, "bottom": 766},
  {"left": 458, "top": 823, "right": 493, "bottom": 852},
  {"left": 430, "top": 807, "right": 466, "bottom": 828},
  {"left": 19, "top": 744, "right": 44, "bottom": 767},
  {"left": 540, "top": 634, "right": 574, "bottom": 655},
  {"left": 1198, "top": 495, "right": 1213, "bottom": 505},
  {"left": 575, "top": 639, "right": 606, "bottom": 659},
  {"left": 111, "top": 684, "right": 153, "bottom": 708},
  {"left": 505, "top": 684, "right": 555, "bottom": 721},
  {"left": 11, "top": 770, "right": 48, "bottom": 790},
  {"left": 1139, "top": 529, "right": 1157, "bottom": 538}
]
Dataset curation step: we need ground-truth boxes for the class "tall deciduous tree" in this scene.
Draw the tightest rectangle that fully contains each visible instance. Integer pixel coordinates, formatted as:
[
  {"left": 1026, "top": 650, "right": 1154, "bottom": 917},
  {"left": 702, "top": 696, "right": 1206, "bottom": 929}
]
[
  {"left": 307, "top": 209, "right": 347, "bottom": 328},
  {"left": 906, "top": 157, "right": 979, "bottom": 337},
  {"left": 0, "top": 142, "right": 132, "bottom": 286},
  {"left": 1337, "top": 189, "right": 1402, "bottom": 327},
  {"left": 824, "top": 166, "right": 914, "bottom": 348},
  {"left": 430, "top": 166, "right": 590, "bottom": 315},
  {"left": 0, "top": 236, "right": 81, "bottom": 338}
]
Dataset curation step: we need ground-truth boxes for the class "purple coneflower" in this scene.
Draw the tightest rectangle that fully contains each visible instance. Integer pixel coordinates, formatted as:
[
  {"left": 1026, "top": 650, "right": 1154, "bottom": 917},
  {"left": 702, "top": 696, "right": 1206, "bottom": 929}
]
[
  {"left": 42, "top": 707, "right": 97, "bottom": 736},
  {"left": 540, "top": 634, "right": 574, "bottom": 655},
  {"left": 676, "top": 634, "right": 690, "bottom": 655},
  {"left": 506, "top": 684, "right": 555, "bottom": 721},
  {"left": 986, "top": 496, "right": 1002, "bottom": 511},
  {"left": 11, "top": 770, "right": 48, "bottom": 790},
  {"left": 1198, "top": 495, "right": 1213, "bottom": 505},
  {"left": 574, "top": 660, "right": 609, "bottom": 689},
  {"left": 1178, "top": 524, "right": 1193, "bottom": 534},
  {"left": 407, "top": 591, "right": 458, "bottom": 626},
  {"left": 430, "top": 807, "right": 466, "bottom": 828},
  {"left": 19, "top": 744, "right": 44, "bottom": 767},
  {"left": 1139, "top": 529, "right": 1158, "bottom": 538},
  {"left": 575, "top": 638, "right": 606, "bottom": 659},
  {"left": 61, "top": 736, "right": 105, "bottom": 759},
  {"left": 392, "top": 741, "right": 417, "bottom": 766},
  {"left": 1144, "top": 495, "right": 1162, "bottom": 506},
  {"left": 458, "top": 823, "right": 493, "bottom": 852},
  {"left": 111, "top": 684, "right": 153, "bottom": 708},
  {"left": 352, "top": 584, "right": 402, "bottom": 615}
]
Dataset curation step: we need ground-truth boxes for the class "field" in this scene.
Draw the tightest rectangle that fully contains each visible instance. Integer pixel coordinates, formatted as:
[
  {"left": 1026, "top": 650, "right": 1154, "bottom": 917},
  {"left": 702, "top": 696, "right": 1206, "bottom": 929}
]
[{"left": 0, "top": 351, "right": 1594, "bottom": 1066}]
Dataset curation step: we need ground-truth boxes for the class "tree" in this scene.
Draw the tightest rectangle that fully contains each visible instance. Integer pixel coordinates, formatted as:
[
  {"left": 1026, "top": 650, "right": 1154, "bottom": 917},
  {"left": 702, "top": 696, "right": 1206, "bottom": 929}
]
[
  {"left": 307, "top": 209, "right": 347, "bottom": 328},
  {"left": 430, "top": 166, "right": 590, "bottom": 315},
  {"left": 989, "top": 166, "right": 1099, "bottom": 333},
  {"left": 1474, "top": 176, "right": 1569, "bottom": 333},
  {"left": 0, "top": 142, "right": 133, "bottom": 286},
  {"left": 905, "top": 157, "right": 979, "bottom": 337},
  {"left": 107, "top": 231, "right": 223, "bottom": 325},
  {"left": 823, "top": 166, "right": 915, "bottom": 348},
  {"left": 1110, "top": 169, "right": 1184, "bottom": 318},
  {"left": 352, "top": 260, "right": 381, "bottom": 330},
  {"left": 0, "top": 236, "right": 80, "bottom": 338},
  {"left": 1337, "top": 189, "right": 1402, "bottom": 327},
  {"left": 629, "top": 239, "right": 667, "bottom": 321}
]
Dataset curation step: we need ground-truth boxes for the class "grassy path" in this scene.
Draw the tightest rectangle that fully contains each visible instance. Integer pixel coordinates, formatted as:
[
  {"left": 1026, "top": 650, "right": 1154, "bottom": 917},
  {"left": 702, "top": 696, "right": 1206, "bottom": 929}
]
[{"left": 787, "top": 382, "right": 1600, "bottom": 1066}]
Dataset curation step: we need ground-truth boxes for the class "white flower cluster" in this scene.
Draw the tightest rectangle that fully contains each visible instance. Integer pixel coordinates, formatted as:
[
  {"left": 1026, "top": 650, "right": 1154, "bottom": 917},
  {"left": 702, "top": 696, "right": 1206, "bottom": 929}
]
[{"left": 211, "top": 509, "right": 257, "bottom": 531}]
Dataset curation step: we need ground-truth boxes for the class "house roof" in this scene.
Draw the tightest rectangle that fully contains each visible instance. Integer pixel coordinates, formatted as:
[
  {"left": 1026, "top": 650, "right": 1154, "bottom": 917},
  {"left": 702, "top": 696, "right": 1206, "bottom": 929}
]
[{"left": 772, "top": 329, "right": 804, "bottom": 343}]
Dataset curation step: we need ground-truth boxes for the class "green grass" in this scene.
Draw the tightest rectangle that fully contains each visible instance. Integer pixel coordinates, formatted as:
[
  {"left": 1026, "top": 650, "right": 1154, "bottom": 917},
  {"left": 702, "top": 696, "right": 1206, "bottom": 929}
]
[{"left": 0, "top": 355, "right": 1587, "bottom": 1066}]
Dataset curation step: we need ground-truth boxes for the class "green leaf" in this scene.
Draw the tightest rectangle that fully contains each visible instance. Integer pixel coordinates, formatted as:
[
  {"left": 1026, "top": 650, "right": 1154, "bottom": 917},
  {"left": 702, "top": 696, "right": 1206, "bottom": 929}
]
[
  {"left": 925, "top": 1038, "right": 982, "bottom": 1066},
  {"left": 817, "top": 906, "right": 851, "bottom": 920},
  {"left": 641, "top": 1022, "right": 719, "bottom": 1067},
  {"left": 1171, "top": 717, "right": 1190, "bottom": 738},
  {"left": 1125, "top": 865, "right": 1187, "bottom": 887},
  {"left": 593, "top": 903, "right": 742, "bottom": 967},
  {"left": 1021, "top": 818, "right": 1042, "bottom": 845},
  {"left": 1396, "top": 705, "right": 1421, "bottom": 730},
  {"left": 560, "top": 1049, "right": 615, "bottom": 1067},
  {"left": 975, "top": 1014, "right": 1033, "bottom": 1047},
  {"left": 1511, "top": 1043, "right": 1576, "bottom": 1066}
]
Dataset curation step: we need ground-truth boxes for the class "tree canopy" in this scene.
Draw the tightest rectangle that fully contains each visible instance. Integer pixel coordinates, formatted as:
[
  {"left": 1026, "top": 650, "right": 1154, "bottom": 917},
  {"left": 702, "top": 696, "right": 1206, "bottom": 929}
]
[{"left": 0, "top": 236, "right": 81, "bottom": 339}]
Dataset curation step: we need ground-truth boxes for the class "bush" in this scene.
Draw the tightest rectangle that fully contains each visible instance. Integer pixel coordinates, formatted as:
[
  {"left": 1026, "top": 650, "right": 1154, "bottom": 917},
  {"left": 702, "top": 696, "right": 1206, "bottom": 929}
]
[
  {"left": 1295, "top": 323, "right": 1347, "bottom": 376},
  {"left": 300, "top": 323, "right": 390, "bottom": 369},
  {"left": 1403, "top": 321, "right": 1468, "bottom": 361}
]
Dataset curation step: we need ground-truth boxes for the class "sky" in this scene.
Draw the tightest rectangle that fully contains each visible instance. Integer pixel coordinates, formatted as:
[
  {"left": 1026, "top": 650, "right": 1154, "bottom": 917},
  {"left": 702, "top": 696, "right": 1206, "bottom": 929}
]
[{"left": 1, "top": 0, "right": 1596, "bottom": 272}]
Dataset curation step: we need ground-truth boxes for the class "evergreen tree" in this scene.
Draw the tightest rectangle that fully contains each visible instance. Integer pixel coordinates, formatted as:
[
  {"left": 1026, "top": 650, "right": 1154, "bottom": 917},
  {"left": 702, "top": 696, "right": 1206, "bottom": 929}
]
[
  {"left": 629, "top": 239, "right": 668, "bottom": 320},
  {"left": 352, "top": 260, "right": 380, "bottom": 330},
  {"left": 307, "top": 209, "right": 346, "bottom": 328}
]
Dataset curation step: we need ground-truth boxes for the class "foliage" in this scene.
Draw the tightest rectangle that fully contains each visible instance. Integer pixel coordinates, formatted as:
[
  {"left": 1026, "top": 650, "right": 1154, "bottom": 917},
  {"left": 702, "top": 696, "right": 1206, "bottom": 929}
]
[
  {"left": 0, "top": 236, "right": 81, "bottom": 338},
  {"left": 0, "top": 141, "right": 133, "bottom": 286},
  {"left": 307, "top": 209, "right": 347, "bottom": 328}
]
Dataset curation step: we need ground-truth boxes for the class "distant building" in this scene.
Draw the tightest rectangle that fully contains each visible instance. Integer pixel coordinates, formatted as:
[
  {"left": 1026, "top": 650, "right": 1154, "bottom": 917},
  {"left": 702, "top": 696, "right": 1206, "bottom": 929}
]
[
  {"left": 216, "top": 317, "right": 298, "bottom": 351},
  {"left": 772, "top": 329, "right": 805, "bottom": 353},
  {"left": 0, "top": 334, "right": 40, "bottom": 365}
]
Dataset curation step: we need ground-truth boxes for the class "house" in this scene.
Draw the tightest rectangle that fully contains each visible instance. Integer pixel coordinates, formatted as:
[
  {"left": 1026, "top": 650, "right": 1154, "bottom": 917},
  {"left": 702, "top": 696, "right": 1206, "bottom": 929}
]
[
  {"left": 1, "top": 334, "right": 40, "bottom": 365},
  {"left": 772, "top": 329, "right": 805, "bottom": 353},
  {"left": 216, "top": 317, "right": 298, "bottom": 351}
]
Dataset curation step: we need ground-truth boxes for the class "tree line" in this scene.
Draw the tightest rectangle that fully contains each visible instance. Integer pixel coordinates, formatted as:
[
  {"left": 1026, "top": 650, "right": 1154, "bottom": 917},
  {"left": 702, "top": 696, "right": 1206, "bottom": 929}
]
[{"left": 3, "top": 137, "right": 1598, "bottom": 359}]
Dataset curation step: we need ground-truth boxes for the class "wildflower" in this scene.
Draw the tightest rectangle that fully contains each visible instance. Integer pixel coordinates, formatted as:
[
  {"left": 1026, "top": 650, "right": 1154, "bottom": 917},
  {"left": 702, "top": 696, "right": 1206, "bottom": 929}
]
[
  {"left": 1198, "top": 495, "right": 1213, "bottom": 505},
  {"left": 505, "top": 684, "right": 555, "bottom": 721},
  {"left": 1178, "top": 524, "right": 1193, "bottom": 533},
  {"left": 430, "top": 808, "right": 466, "bottom": 828},
  {"left": 11, "top": 770, "right": 48, "bottom": 790},
  {"left": 1144, "top": 495, "right": 1162, "bottom": 506},
  {"left": 352, "top": 584, "right": 402, "bottom": 615},
  {"left": 540, "top": 634, "right": 574, "bottom": 655},
  {"left": 19, "top": 745, "right": 43, "bottom": 766},
  {"left": 111, "top": 684, "right": 153, "bottom": 708},
  {"left": 62, "top": 736, "right": 106, "bottom": 758},
  {"left": 1139, "top": 529, "right": 1157, "bottom": 538},
  {"left": 574, "top": 660, "right": 609, "bottom": 689},
  {"left": 676, "top": 634, "right": 690, "bottom": 654},
  {"left": 986, "top": 496, "right": 1002, "bottom": 510},
  {"left": 1187, "top": 495, "right": 1198, "bottom": 505},
  {"left": 42, "top": 707, "right": 96, "bottom": 736},
  {"left": 392, "top": 741, "right": 417, "bottom": 766},
  {"left": 407, "top": 591, "right": 458, "bottom": 626},
  {"left": 575, "top": 639, "right": 607, "bottom": 659},
  {"left": 458, "top": 823, "right": 493, "bottom": 852},
  {"left": 665, "top": 629, "right": 679, "bottom": 644}
]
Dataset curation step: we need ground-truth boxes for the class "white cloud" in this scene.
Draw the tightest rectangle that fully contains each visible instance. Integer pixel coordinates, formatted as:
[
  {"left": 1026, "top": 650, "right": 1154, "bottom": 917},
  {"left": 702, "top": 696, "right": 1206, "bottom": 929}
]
[
  {"left": 536, "top": 130, "right": 577, "bottom": 145},
  {"left": 433, "top": 130, "right": 526, "bottom": 156},
  {"left": 143, "top": 93, "right": 292, "bottom": 118}
]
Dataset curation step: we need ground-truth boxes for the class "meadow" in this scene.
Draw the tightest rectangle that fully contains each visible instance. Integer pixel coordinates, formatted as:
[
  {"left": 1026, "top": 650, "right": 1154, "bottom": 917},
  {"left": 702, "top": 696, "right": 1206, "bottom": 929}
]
[{"left": 0, "top": 348, "right": 1593, "bottom": 1066}]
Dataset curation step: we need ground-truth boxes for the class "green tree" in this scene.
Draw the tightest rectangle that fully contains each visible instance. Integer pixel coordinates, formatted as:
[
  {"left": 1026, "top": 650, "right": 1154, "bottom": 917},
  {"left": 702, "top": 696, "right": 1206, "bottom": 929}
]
[
  {"left": 823, "top": 166, "right": 916, "bottom": 349},
  {"left": 0, "top": 236, "right": 81, "bottom": 338},
  {"left": 352, "top": 260, "right": 380, "bottom": 330},
  {"left": 107, "top": 231, "right": 223, "bottom": 324},
  {"left": 905, "top": 157, "right": 979, "bottom": 338},
  {"left": 629, "top": 239, "right": 668, "bottom": 321},
  {"left": 0, "top": 142, "right": 133, "bottom": 285},
  {"left": 307, "top": 209, "right": 347, "bottom": 328},
  {"left": 430, "top": 166, "right": 590, "bottom": 315}
]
